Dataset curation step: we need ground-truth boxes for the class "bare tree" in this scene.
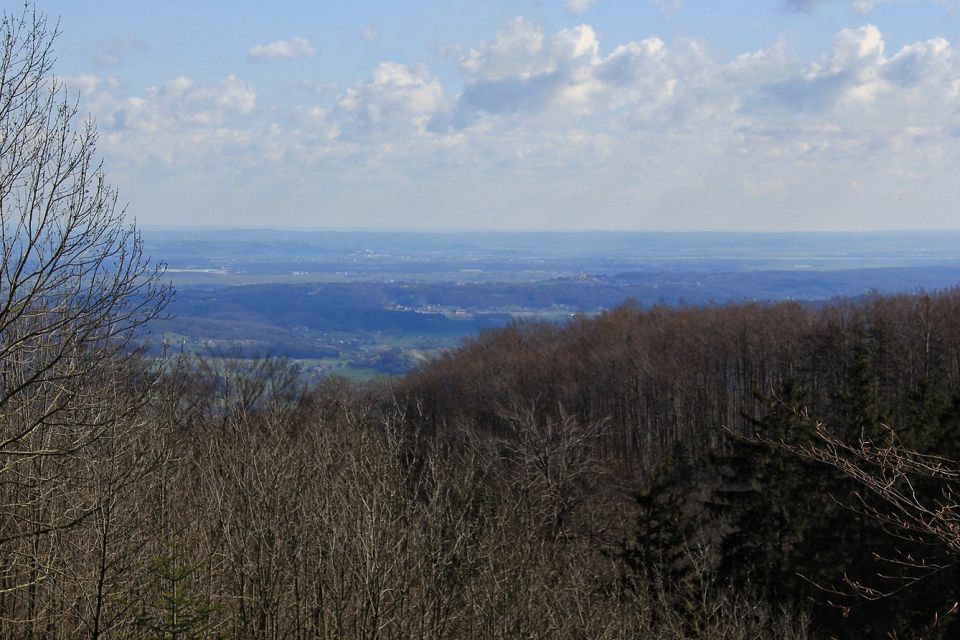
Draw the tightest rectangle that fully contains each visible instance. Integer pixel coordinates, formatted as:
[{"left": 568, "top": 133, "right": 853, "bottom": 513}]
[
  {"left": 0, "top": 3, "right": 170, "bottom": 611},
  {"left": 764, "top": 413, "right": 960, "bottom": 635}
]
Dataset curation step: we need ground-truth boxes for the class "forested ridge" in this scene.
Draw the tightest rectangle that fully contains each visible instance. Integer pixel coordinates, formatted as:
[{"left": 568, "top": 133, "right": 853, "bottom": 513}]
[
  {"left": 404, "top": 292, "right": 960, "bottom": 467},
  {"left": 402, "top": 290, "right": 960, "bottom": 636},
  {"left": 8, "top": 285, "right": 960, "bottom": 637}
]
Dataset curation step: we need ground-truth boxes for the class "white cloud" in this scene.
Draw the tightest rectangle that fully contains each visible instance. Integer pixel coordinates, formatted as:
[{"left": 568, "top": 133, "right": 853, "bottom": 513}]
[
  {"left": 60, "top": 74, "right": 118, "bottom": 96},
  {"left": 135, "top": 75, "right": 256, "bottom": 126},
  {"left": 883, "top": 36, "right": 953, "bottom": 86},
  {"left": 451, "top": 21, "right": 733, "bottom": 133},
  {"left": 461, "top": 18, "right": 550, "bottom": 81},
  {"left": 755, "top": 23, "right": 959, "bottom": 118},
  {"left": 454, "top": 19, "right": 603, "bottom": 121},
  {"left": 828, "top": 23, "right": 885, "bottom": 69},
  {"left": 72, "top": 74, "right": 258, "bottom": 166},
  {"left": 334, "top": 62, "right": 446, "bottom": 136},
  {"left": 247, "top": 37, "right": 317, "bottom": 62},
  {"left": 565, "top": 0, "right": 597, "bottom": 15}
]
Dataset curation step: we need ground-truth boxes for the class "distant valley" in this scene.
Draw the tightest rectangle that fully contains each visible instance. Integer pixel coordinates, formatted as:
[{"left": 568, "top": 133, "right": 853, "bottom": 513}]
[{"left": 144, "top": 229, "right": 960, "bottom": 378}]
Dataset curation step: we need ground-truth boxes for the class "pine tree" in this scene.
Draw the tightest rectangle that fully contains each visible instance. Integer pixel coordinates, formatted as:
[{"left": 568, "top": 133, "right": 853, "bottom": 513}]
[
  {"left": 705, "top": 379, "right": 820, "bottom": 603},
  {"left": 628, "top": 442, "right": 702, "bottom": 586},
  {"left": 135, "top": 552, "right": 214, "bottom": 640},
  {"left": 834, "top": 339, "right": 885, "bottom": 443}
]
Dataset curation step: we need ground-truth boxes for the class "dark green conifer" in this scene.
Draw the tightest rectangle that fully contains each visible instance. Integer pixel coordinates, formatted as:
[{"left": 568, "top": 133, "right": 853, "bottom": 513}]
[
  {"left": 705, "top": 379, "right": 820, "bottom": 603},
  {"left": 629, "top": 441, "right": 701, "bottom": 586},
  {"left": 135, "top": 553, "right": 214, "bottom": 640}
]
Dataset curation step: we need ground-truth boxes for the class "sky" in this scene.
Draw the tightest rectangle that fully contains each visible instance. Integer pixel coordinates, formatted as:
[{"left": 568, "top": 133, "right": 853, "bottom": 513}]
[{"left": 15, "top": 0, "right": 960, "bottom": 230}]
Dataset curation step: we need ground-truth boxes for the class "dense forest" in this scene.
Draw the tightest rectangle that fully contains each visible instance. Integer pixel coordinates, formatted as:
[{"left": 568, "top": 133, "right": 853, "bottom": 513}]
[
  {"left": 402, "top": 291, "right": 960, "bottom": 636},
  {"left": 6, "top": 5, "right": 960, "bottom": 639},
  {"left": 9, "top": 285, "right": 960, "bottom": 637}
]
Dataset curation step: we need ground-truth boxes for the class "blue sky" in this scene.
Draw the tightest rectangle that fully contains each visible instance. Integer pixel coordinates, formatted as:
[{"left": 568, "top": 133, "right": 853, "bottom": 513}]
[{"left": 18, "top": 0, "right": 960, "bottom": 230}]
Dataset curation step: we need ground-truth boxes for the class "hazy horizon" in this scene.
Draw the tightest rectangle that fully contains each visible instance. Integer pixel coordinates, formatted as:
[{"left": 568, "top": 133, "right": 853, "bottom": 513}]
[{"left": 138, "top": 225, "right": 960, "bottom": 235}]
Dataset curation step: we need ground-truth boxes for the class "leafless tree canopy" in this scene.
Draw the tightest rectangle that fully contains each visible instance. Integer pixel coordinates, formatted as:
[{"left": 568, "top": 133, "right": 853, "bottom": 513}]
[
  {"left": 0, "top": 4, "right": 170, "bottom": 610},
  {"left": 0, "top": 7, "right": 170, "bottom": 415}
]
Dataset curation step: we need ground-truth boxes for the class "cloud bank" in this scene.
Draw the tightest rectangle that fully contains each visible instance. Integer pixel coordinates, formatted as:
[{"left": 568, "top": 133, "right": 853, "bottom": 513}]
[{"left": 71, "top": 18, "right": 960, "bottom": 230}]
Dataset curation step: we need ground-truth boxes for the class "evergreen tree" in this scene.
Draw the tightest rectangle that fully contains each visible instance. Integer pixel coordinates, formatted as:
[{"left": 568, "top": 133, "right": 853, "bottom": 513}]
[
  {"left": 705, "top": 379, "right": 822, "bottom": 603},
  {"left": 135, "top": 552, "right": 214, "bottom": 640},
  {"left": 628, "top": 442, "right": 702, "bottom": 586},
  {"left": 834, "top": 339, "right": 886, "bottom": 443}
]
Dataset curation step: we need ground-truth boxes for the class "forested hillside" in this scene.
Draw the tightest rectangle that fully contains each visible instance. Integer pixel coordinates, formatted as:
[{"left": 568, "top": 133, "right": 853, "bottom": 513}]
[
  {"left": 9, "top": 284, "right": 960, "bottom": 637},
  {"left": 400, "top": 290, "right": 960, "bottom": 636},
  {"left": 404, "top": 292, "right": 960, "bottom": 467}
]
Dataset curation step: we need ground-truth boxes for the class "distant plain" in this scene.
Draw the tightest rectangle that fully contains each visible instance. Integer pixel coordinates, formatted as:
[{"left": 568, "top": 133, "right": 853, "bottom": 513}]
[{"left": 145, "top": 229, "right": 960, "bottom": 379}]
